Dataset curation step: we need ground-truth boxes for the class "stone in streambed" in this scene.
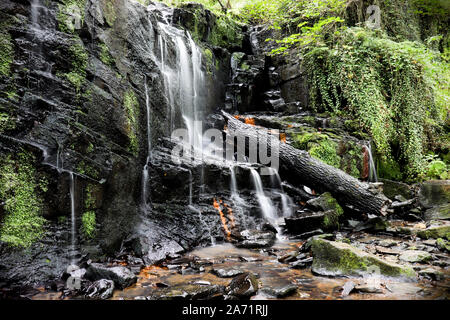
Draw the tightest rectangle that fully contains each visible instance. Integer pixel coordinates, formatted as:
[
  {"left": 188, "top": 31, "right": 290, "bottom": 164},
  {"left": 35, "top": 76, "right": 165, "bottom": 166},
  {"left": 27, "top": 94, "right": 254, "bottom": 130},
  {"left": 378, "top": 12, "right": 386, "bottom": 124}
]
[
  {"left": 234, "top": 229, "right": 276, "bottom": 249},
  {"left": 436, "top": 238, "right": 450, "bottom": 252},
  {"left": 85, "top": 263, "right": 137, "bottom": 289},
  {"left": 311, "top": 239, "right": 416, "bottom": 278},
  {"left": 260, "top": 284, "right": 297, "bottom": 298},
  {"left": 417, "top": 223, "right": 450, "bottom": 240},
  {"left": 211, "top": 268, "right": 244, "bottom": 278},
  {"left": 290, "top": 257, "right": 313, "bottom": 269},
  {"left": 84, "top": 279, "right": 115, "bottom": 300},
  {"left": 149, "top": 284, "right": 225, "bottom": 300},
  {"left": 226, "top": 272, "right": 259, "bottom": 298},
  {"left": 398, "top": 250, "right": 432, "bottom": 263}
]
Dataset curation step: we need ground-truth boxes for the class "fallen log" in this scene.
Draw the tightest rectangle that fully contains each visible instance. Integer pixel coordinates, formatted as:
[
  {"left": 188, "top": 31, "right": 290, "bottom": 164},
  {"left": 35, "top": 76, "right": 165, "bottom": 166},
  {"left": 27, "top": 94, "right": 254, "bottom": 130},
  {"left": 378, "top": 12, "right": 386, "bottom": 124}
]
[{"left": 222, "top": 111, "right": 391, "bottom": 216}]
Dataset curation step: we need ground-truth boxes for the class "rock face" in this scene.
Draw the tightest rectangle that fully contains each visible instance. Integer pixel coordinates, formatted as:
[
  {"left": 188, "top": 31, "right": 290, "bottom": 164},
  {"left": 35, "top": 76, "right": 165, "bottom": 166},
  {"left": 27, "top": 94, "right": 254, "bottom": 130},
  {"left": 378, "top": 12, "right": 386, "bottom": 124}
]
[
  {"left": 418, "top": 180, "right": 450, "bottom": 209},
  {"left": 0, "top": 0, "right": 243, "bottom": 287},
  {"left": 85, "top": 263, "right": 137, "bottom": 289},
  {"left": 311, "top": 239, "right": 415, "bottom": 278}
]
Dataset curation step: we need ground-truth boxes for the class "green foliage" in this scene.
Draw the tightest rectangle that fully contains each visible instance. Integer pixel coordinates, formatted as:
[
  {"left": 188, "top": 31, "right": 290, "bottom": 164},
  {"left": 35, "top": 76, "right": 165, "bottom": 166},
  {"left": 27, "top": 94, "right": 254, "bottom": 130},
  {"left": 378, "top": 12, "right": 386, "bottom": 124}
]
[
  {"left": 304, "top": 28, "right": 446, "bottom": 181},
  {"left": 423, "top": 154, "right": 449, "bottom": 179},
  {"left": 0, "top": 151, "right": 46, "bottom": 247},
  {"left": 209, "top": 14, "right": 244, "bottom": 48},
  {"left": 123, "top": 89, "right": 139, "bottom": 155},
  {"left": 81, "top": 211, "right": 96, "bottom": 238}
]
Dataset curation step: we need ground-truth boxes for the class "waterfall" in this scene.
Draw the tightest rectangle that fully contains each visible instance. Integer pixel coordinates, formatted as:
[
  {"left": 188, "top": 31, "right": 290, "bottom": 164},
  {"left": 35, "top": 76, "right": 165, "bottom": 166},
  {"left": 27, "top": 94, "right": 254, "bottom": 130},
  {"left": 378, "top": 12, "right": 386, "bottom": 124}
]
[
  {"left": 280, "top": 193, "right": 293, "bottom": 217},
  {"left": 267, "top": 167, "right": 283, "bottom": 191},
  {"left": 141, "top": 78, "right": 152, "bottom": 208},
  {"left": 250, "top": 169, "right": 277, "bottom": 225},
  {"left": 364, "top": 143, "right": 378, "bottom": 182},
  {"left": 230, "top": 166, "right": 239, "bottom": 198},
  {"left": 267, "top": 168, "right": 294, "bottom": 217},
  {"left": 31, "top": 0, "right": 40, "bottom": 27},
  {"left": 69, "top": 172, "right": 77, "bottom": 263}
]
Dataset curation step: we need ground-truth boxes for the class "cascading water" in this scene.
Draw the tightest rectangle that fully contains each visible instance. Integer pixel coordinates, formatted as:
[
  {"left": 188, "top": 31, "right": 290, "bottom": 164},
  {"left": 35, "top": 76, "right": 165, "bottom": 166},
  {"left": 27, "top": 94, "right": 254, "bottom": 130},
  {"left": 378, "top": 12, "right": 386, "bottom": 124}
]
[
  {"left": 364, "top": 143, "right": 378, "bottom": 182},
  {"left": 250, "top": 169, "right": 278, "bottom": 226},
  {"left": 69, "top": 172, "right": 77, "bottom": 263},
  {"left": 141, "top": 78, "right": 152, "bottom": 208},
  {"left": 280, "top": 193, "right": 293, "bottom": 217},
  {"left": 267, "top": 167, "right": 294, "bottom": 218}
]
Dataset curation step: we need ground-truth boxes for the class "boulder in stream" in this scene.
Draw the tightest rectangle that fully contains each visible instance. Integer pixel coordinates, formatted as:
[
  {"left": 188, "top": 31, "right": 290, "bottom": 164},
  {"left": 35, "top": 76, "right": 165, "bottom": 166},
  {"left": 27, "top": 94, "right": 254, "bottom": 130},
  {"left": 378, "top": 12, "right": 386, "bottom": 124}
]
[
  {"left": 84, "top": 279, "right": 115, "bottom": 300},
  {"left": 85, "top": 263, "right": 137, "bottom": 289},
  {"left": 234, "top": 229, "right": 276, "bottom": 249},
  {"left": 311, "top": 239, "right": 416, "bottom": 278}
]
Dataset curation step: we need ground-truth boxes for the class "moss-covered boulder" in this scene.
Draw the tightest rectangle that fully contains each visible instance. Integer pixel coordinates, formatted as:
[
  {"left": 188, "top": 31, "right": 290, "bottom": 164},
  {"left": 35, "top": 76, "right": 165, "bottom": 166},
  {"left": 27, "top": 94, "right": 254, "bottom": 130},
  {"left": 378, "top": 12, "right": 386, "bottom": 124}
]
[
  {"left": 306, "top": 192, "right": 344, "bottom": 230},
  {"left": 417, "top": 223, "right": 450, "bottom": 240},
  {"left": 311, "top": 239, "right": 416, "bottom": 278}
]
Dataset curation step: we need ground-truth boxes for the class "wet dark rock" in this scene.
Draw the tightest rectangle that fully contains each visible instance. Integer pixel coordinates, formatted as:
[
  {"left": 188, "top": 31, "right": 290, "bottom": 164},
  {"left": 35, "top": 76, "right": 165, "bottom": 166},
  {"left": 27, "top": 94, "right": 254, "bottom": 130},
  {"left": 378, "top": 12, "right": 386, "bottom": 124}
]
[
  {"left": 85, "top": 263, "right": 137, "bottom": 289},
  {"left": 285, "top": 212, "right": 325, "bottom": 234},
  {"left": 211, "top": 268, "right": 244, "bottom": 278},
  {"left": 418, "top": 268, "right": 445, "bottom": 281},
  {"left": 290, "top": 229, "right": 324, "bottom": 240},
  {"left": 278, "top": 252, "right": 298, "bottom": 263},
  {"left": 149, "top": 284, "right": 225, "bottom": 300},
  {"left": 424, "top": 204, "right": 450, "bottom": 221},
  {"left": 260, "top": 284, "right": 297, "bottom": 298},
  {"left": 234, "top": 229, "right": 276, "bottom": 249},
  {"left": 226, "top": 272, "right": 259, "bottom": 298},
  {"left": 380, "top": 179, "right": 413, "bottom": 201},
  {"left": 355, "top": 217, "right": 389, "bottom": 232},
  {"left": 290, "top": 257, "right": 313, "bottom": 269},
  {"left": 84, "top": 279, "right": 114, "bottom": 300},
  {"left": 418, "top": 180, "right": 450, "bottom": 209}
]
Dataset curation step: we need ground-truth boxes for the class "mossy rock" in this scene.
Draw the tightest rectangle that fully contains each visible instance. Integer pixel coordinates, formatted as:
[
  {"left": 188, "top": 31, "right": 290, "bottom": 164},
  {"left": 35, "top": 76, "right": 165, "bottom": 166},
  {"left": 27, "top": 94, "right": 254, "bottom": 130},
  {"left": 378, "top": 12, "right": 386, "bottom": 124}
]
[
  {"left": 306, "top": 192, "right": 344, "bottom": 230},
  {"left": 417, "top": 224, "right": 450, "bottom": 240},
  {"left": 311, "top": 239, "right": 416, "bottom": 278}
]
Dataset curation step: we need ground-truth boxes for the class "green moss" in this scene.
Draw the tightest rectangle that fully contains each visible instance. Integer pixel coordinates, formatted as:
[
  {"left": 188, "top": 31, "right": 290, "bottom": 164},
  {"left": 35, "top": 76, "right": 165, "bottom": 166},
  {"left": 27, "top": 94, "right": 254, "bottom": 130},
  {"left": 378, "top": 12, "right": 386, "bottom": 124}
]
[
  {"left": 312, "top": 239, "right": 416, "bottom": 278},
  {"left": 209, "top": 15, "right": 244, "bottom": 49},
  {"left": 309, "top": 139, "right": 341, "bottom": 168},
  {"left": 59, "top": 39, "right": 88, "bottom": 92},
  {"left": 0, "top": 28, "right": 13, "bottom": 76},
  {"left": 0, "top": 112, "right": 16, "bottom": 134},
  {"left": 57, "top": 0, "right": 87, "bottom": 33},
  {"left": 123, "top": 89, "right": 139, "bottom": 155},
  {"left": 81, "top": 210, "right": 96, "bottom": 238},
  {"left": 417, "top": 225, "right": 450, "bottom": 240},
  {"left": 0, "top": 151, "right": 46, "bottom": 247},
  {"left": 76, "top": 160, "right": 99, "bottom": 179},
  {"left": 99, "top": 43, "right": 114, "bottom": 66}
]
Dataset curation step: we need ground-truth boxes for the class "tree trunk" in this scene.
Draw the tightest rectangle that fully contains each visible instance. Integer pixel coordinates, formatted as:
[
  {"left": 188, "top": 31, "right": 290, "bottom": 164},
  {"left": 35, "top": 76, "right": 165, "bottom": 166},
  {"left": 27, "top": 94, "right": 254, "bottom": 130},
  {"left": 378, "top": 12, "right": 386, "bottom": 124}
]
[{"left": 222, "top": 111, "right": 391, "bottom": 216}]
